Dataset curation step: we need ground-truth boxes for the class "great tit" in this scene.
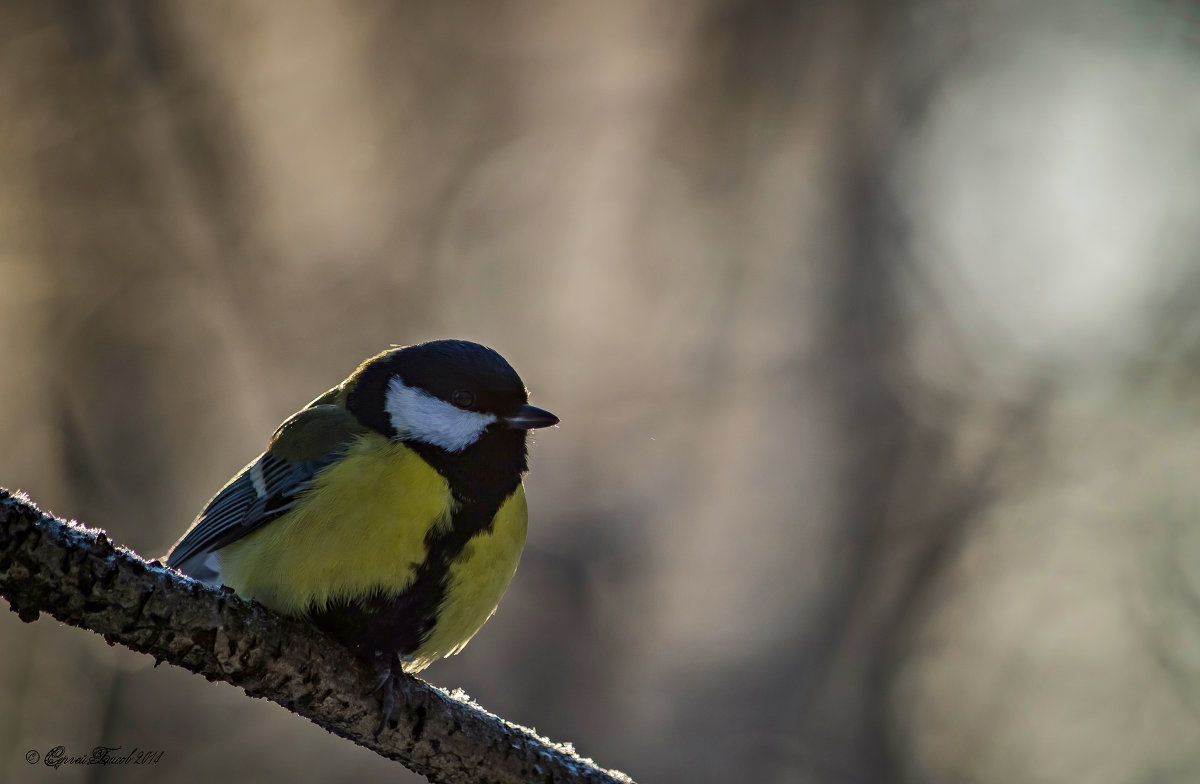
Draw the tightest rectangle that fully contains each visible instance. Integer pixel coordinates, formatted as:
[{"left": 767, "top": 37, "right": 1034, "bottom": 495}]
[{"left": 165, "top": 339, "right": 558, "bottom": 734}]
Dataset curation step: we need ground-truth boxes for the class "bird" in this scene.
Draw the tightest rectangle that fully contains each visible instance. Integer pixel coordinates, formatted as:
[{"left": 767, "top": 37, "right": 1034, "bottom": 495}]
[{"left": 164, "top": 339, "right": 558, "bottom": 734}]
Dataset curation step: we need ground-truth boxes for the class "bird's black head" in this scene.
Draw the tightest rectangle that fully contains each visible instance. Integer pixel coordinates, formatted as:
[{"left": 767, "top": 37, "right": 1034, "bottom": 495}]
[
  {"left": 390, "top": 340, "right": 529, "bottom": 420},
  {"left": 345, "top": 339, "right": 557, "bottom": 457}
]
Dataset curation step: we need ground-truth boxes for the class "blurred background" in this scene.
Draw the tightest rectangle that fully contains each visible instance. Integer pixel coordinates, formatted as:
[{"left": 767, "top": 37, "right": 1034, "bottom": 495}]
[{"left": 2, "top": 1, "right": 1199, "bottom": 782}]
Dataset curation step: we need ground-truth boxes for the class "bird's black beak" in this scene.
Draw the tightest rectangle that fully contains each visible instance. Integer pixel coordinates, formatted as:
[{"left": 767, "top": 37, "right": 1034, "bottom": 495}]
[{"left": 504, "top": 404, "right": 559, "bottom": 430}]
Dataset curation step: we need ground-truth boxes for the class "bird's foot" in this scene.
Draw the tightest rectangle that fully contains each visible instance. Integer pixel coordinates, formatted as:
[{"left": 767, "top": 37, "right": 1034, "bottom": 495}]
[{"left": 370, "top": 651, "right": 399, "bottom": 738}]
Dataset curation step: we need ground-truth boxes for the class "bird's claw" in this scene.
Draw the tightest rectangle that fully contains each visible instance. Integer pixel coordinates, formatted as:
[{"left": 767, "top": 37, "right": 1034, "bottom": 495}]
[{"left": 371, "top": 652, "right": 398, "bottom": 738}]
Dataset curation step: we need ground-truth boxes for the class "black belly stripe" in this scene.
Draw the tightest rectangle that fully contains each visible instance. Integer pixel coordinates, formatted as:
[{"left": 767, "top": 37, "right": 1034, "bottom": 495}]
[
  {"left": 307, "top": 427, "right": 528, "bottom": 659},
  {"left": 308, "top": 495, "right": 502, "bottom": 657}
]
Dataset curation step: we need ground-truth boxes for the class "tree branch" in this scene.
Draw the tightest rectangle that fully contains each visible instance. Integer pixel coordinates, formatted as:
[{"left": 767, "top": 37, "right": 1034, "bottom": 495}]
[{"left": 0, "top": 488, "right": 633, "bottom": 784}]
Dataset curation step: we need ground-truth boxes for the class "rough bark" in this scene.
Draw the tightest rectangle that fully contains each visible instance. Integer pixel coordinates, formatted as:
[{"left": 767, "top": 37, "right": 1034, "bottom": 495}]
[{"left": 0, "top": 488, "right": 633, "bottom": 784}]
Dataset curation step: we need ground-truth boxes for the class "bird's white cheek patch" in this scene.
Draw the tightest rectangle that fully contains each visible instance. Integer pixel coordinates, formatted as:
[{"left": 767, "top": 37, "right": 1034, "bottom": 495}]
[{"left": 384, "top": 379, "right": 497, "bottom": 452}]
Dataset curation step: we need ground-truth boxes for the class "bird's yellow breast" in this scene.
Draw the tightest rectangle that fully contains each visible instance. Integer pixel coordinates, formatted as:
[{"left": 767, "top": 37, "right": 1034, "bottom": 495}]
[
  {"left": 415, "top": 484, "right": 527, "bottom": 669},
  {"left": 217, "top": 434, "right": 528, "bottom": 668}
]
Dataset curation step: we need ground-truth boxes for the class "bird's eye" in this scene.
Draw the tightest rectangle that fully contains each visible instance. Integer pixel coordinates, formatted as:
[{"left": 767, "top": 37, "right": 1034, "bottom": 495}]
[{"left": 451, "top": 390, "right": 475, "bottom": 409}]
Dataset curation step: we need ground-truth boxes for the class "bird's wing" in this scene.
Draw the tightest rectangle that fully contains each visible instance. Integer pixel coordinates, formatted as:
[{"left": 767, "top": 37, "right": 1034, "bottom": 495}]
[{"left": 166, "top": 404, "right": 367, "bottom": 581}]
